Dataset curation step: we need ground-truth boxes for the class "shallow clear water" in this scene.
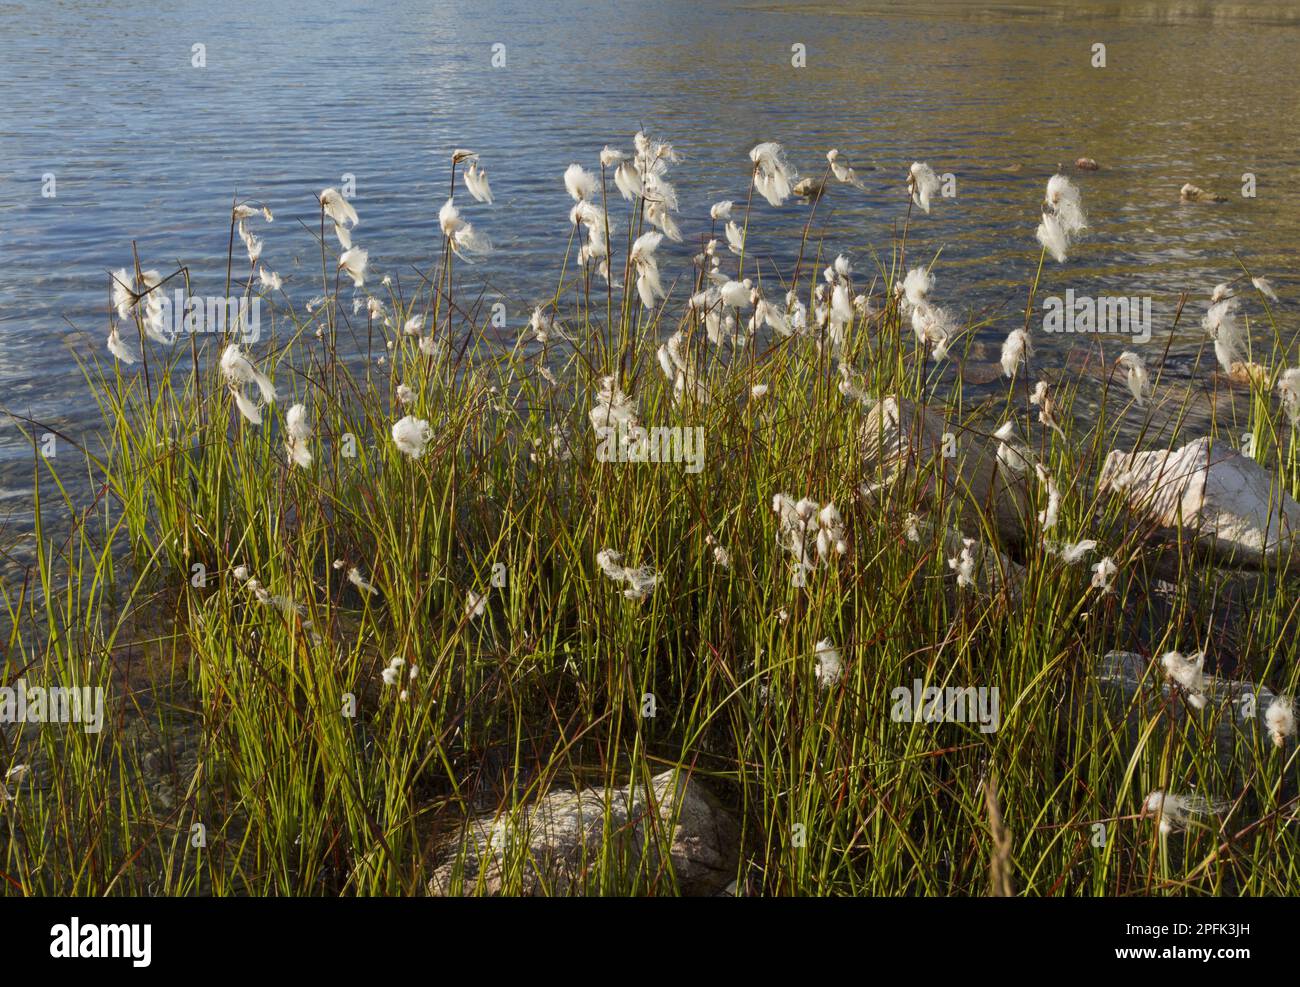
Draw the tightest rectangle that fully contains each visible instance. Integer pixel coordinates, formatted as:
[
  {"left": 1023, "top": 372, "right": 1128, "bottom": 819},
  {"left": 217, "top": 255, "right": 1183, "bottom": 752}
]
[{"left": 1, "top": 0, "right": 1298, "bottom": 524}]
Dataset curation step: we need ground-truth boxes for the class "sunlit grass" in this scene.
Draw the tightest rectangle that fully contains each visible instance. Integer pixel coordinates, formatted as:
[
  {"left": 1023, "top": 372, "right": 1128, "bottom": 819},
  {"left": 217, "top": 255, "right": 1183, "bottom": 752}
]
[{"left": 3, "top": 144, "right": 1298, "bottom": 896}]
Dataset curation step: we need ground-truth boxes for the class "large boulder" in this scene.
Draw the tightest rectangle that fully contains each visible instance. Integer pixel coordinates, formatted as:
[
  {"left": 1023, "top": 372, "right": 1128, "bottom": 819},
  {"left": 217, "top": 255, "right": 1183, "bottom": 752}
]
[
  {"left": 428, "top": 769, "right": 740, "bottom": 896},
  {"left": 1099, "top": 436, "right": 1300, "bottom": 569},
  {"left": 860, "top": 396, "right": 1031, "bottom": 547}
]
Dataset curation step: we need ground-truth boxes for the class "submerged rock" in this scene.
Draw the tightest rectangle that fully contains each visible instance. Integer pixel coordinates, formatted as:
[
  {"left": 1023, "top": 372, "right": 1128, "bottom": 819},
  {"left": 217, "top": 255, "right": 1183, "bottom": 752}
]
[
  {"left": 859, "top": 396, "right": 1031, "bottom": 547},
  {"left": 793, "top": 177, "right": 826, "bottom": 200},
  {"left": 428, "top": 769, "right": 740, "bottom": 896},
  {"left": 1099, "top": 436, "right": 1300, "bottom": 569},
  {"left": 1074, "top": 157, "right": 1100, "bottom": 171},
  {"left": 1180, "top": 182, "right": 1228, "bottom": 203},
  {"left": 1093, "top": 651, "right": 1298, "bottom": 798},
  {"left": 1226, "top": 360, "right": 1268, "bottom": 387}
]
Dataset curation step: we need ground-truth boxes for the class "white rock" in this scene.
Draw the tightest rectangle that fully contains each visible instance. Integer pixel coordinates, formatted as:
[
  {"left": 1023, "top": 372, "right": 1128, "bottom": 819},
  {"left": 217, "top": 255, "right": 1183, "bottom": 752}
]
[
  {"left": 428, "top": 769, "right": 740, "bottom": 896},
  {"left": 1099, "top": 436, "right": 1300, "bottom": 569}
]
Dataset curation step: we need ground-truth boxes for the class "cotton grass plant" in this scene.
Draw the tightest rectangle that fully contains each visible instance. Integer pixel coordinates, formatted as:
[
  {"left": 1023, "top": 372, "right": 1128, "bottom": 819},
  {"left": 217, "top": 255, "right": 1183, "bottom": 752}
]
[{"left": 3, "top": 136, "right": 1300, "bottom": 896}]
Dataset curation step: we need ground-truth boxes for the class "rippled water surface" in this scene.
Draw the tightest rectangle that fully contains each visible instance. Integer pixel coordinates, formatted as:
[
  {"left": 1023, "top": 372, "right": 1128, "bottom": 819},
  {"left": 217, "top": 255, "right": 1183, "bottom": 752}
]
[{"left": 1, "top": 0, "right": 1298, "bottom": 525}]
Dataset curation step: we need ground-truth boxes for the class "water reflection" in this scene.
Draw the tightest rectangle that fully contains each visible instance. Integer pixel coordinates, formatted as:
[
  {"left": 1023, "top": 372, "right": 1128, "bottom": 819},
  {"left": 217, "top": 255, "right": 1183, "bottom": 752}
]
[{"left": 0, "top": 0, "right": 1295, "bottom": 523}]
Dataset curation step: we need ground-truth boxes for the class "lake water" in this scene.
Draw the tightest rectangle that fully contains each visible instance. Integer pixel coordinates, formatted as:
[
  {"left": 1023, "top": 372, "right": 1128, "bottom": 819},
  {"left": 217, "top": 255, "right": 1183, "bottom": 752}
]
[{"left": 2, "top": 0, "right": 1298, "bottom": 528}]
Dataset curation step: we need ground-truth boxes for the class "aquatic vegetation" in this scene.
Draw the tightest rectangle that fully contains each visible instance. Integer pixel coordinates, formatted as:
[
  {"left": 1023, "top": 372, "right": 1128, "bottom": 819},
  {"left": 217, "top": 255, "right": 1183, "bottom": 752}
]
[{"left": 5, "top": 129, "right": 1300, "bottom": 898}]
